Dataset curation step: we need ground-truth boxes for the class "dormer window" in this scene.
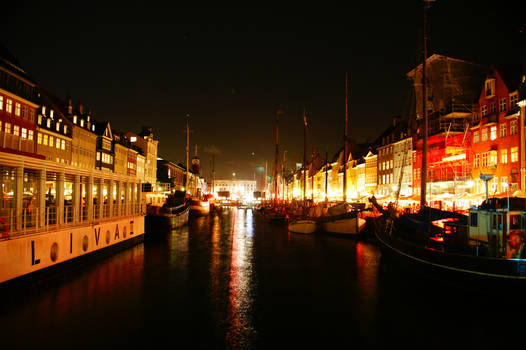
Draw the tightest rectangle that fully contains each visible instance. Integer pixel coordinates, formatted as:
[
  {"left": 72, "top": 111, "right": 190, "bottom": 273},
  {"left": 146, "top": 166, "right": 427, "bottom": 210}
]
[
  {"left": 485, "top": 78, "right": 495, "bottom": 98},
  {"left": 56, "top": 122, "right": 60, "bottom": 132},
  {"left": 63, "top": 125, "right": 67, "bottom": 134},
  {"left": 80, "top": 119, "right": 84, "bottom": 127},
  {"left": 92, "top": 124, "right": 95, "bottom": 131},
  {"left": 46, "top": 119, "right": 51, "bottom": 128},
  {"left": 50, "top": 110, "right": 54, "bottom": 119},
  {"left": 42, "top": 106, "right": 46, "bottom": 115},
  {"left": 73, "top": 115, "right": 77, "bottom": 124},
  {"left": 38, "top": 115, "right": 42, "bottom": 125}
]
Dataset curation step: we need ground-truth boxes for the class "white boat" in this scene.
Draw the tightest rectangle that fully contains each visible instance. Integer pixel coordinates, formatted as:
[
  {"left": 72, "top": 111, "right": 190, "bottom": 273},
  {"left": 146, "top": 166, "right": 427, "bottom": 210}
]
[
  {"left": 321, "top": 214, "right": 367, "bottom": 235},
  {"left": 189, "top": 199, "right": 210, "bottom": 216},
  {"left": 288, "top": 219, "right": 317, "bottom": 234}
]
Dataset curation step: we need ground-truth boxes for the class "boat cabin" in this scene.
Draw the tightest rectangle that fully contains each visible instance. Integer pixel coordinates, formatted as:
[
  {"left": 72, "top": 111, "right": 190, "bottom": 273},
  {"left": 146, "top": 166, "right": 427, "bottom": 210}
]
[{"left": 468, "top": 197, "right": 526, "bottom": 258}]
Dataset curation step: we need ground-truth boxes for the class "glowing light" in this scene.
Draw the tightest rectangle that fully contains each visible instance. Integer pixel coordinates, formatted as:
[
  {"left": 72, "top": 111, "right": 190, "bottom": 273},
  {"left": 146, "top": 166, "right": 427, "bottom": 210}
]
[{"left": 441, "top": 153, "right": 466, "bottom": 162}]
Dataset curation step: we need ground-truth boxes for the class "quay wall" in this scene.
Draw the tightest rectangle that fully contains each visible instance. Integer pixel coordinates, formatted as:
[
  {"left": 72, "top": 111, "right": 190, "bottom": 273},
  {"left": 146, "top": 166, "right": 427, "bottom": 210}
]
[{"left": 0, "top": 215, "right": 144, "bottom": 283}]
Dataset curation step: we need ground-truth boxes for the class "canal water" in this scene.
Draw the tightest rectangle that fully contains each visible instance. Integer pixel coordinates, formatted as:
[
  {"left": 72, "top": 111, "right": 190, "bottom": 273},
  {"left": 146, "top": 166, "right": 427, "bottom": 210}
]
[{"left": 1, "top": 208, "right": 523, "bottom": 348}]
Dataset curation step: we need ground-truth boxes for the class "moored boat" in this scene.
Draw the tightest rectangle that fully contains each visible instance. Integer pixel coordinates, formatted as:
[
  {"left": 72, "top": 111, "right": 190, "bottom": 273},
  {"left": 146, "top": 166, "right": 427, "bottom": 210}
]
[
  {"left": 189, "top": 198, "right": 210, "bottom": 216},
  {"left": 319, "top": 211, "right": 367, "bottom": 235},
  {"left": 288, "top": 219, "right": 316, "bottom": 234}
]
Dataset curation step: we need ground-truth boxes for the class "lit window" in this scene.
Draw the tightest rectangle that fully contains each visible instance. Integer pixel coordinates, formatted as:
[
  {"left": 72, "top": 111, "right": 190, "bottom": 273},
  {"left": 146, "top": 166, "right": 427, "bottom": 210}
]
[
  {"left": 500, "top": 123, "right": 507, "bottom": 138},
  {"left": 56, "top": 122, "right": 60, "bottom": 131},
  {"left": 490, "top": 126, "right": 497, "bottom": 140},
  {"left": 49, "top": 136, "right": 54, "bottom": 147},
  {"left": 15, "top": 103, "right": 20, "bottom": 116},
  {"left": 511, "top": 147, "right": 519, "bottom": 162},
  {"left": 46, "top": 119, "right": 51, "bottom": 128},
  {"left": 61, "top": 139, "right": 65, "bottom": 150},
  {"left": 73, "top": 115, "right": 77, "bottom": 124},
  {"left": 482, "top": 152, "right": 488, "bottom": 167},
  {"left": 485, "top": 79, "right": 495, "bottom": 97},
  {"left": 0, "top": 96, "right": 3, "bottom": 110},
  {"left": 63, "top": 125, "right": 67, "bottom": 134},
  {"left": 43, "top": 134, "right": 48, "bottom": 146},
  {"left": 56, "top": 137, "right": 61, "bottom": 148},
  {"left": 5, "top": 122, "right": 10, "bottom": 134},
  {"left": 6, "top": 99, "right": 12, "bottom": 113},
  {"left": 474, "top": 154, "right": 480, "bottom": 168},
  {"left": 0, "top": 121, "right": 2, "bottom": 131},
  {"left": 37, "top": 132, "right": 42, "bottom": 144},
  {"left": 21, "top": 128, "right": 27, "bottom": 139},
  {"left": 13, "top": 125, "right": 19, "bottom": 136},
  {"left": 38, "top": 115, "right": 42, "bottom": 125},
  {"left": 28, "top": 130, "right": 33, "bottom": 141},
  {"left": 473, "top": 131, "right": 479, "bottom": 143},
  {"left": 489, "top": 150, "right": 497, "bottom": 166},
  {"left": 80, "top": 119, "right": 84, "bottom": 127},
  {"left": 96, "top": 152, "right": 100, "bottom": 161},
  {"left": 50, "top": 110, "right": 54, "bottom": 119},
  {"left": 501, "top": 149, "right": 508, "bottom": 164},
  {"left": 481, "top": 128, "right": 488, "bottom": 141}
]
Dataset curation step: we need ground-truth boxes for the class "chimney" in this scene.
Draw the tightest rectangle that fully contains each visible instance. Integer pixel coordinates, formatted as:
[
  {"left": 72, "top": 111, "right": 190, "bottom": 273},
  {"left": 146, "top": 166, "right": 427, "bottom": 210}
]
[
  {"left": 67, "top": 96, "right": 72, "bottom": 114},
  {"left": 78, "top": 103, "right": 84, "bottom": 115}
]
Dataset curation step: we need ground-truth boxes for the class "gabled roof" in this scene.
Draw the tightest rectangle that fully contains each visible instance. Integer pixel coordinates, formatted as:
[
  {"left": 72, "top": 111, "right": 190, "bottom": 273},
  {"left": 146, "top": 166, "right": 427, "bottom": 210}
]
[{"left": 94, "top": 121, "right": 112, "bottom": 138}]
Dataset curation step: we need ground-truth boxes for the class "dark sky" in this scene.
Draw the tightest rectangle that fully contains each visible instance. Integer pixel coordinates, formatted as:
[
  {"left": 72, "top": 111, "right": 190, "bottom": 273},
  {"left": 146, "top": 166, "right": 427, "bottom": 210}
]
[{"left": 2, "top": 2, "right": 525, "bottom": 179}]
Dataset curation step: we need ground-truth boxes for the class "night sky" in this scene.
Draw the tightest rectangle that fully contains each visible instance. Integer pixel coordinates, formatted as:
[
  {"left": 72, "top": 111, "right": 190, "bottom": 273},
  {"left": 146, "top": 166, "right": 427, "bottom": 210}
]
[{"left": 2, "top": 2, "right": 525, "bottom": 180}]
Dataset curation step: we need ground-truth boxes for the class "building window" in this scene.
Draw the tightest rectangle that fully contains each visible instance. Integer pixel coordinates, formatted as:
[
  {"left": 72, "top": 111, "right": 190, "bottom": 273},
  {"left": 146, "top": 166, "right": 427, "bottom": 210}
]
[
  {"left": 0, "top": 96, "right": 3, "bottom": 110},
  {"left": 490, "top": 103, "right": 496, "bottom": 113},
  {"left": 5, "top": 122, "right": 11, "bottom": 134},
  {"left": 510, "top": 120, "right": 518, "bottom": 135},
  {"left": 473, "top": 131, "right": 479, "bottom": 143},
  {"left": 490, "top": 126, "right": 497, "bottom": 140},
  {"left": 474, "top": 153, "right": 480, "bottom": 168},
  {"left": 73, "top": 115, "right": 77, "bottom": 124},
  {"left": 510, "top": 93, "right": 518, "bottom": 109},
  {"left": 63, "top": 125, "right": 67, "bottom": 134},
  {"left": 22, "top": 105, "right": 28, "bottom": 119},
  {"left": 511, "top": 147, "right": 519, "bottom": 162},
  {"left": 501, "top": 149, "right": 508, "bottom": 164},
  {"left": 80, "top": 119, "right": 84, "bottom": 127},
  {"left": 500, "top": 123, "right": 507, "bottom": 138},
  {"left": 46, "top": 119, "right": 51, "bottom": 128},
  {"left": 482, "top": 128, "right": 488, "bottom": 142},
  {"left": 6, "top": 99, "right": 12, "bottom": 113},
  {"left": 37, "top": 132, "right": 42, "bottom": 144},
  {"left": 21, "top": 128, "right": 27, "bottom": 139},
  {"left": 485, "top": 79, "right": 495, "bottom": 97},
  {"left": 482, "top": 152, "right": 488, "bottom": 167},
  {"left": 28, "top": 130, "right": 33, "bottom": 141},
  {"left": 15, "top": 103, "right": 21, "bottom": 116},
  {"left": 499, "top": 98, "right": 507, "bottom": 113},
  {"left": 49, "top": 136, "right": 54, "bottom": 148},
  {"left": 481, "top": 105, "right": 487, "bottom": 116},
  {"left": 61, "top": 139, "right": 66, "bottom": 150},
  {"left": 29, "top": 108, "right": 35, "bottom": 122},
  {"left": 13, "top": 125, "right": 19, "bottom": 136},
  {"left": 56, "top": 137, "right": 61, "bottom": 149},
  {"left": 489, "top": 150, "right": 497, "bottom": 166},
  {"left": 43, "top": 134, "right": 48, "bottom": 146}
]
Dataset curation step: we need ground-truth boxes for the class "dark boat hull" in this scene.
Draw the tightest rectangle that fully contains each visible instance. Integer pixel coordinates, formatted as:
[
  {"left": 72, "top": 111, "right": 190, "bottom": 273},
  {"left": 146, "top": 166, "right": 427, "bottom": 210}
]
[{"left": 375, "top": 216, "right": 526, "bottom": 289}]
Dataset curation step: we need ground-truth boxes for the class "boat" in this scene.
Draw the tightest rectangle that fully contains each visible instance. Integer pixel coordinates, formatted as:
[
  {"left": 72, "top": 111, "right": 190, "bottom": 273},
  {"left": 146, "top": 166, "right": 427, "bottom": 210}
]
[
  {"left": 146, "top": 191, "right": 189, "bottom": 230},
  {"left": 288, "top": 219, "right": 316, "bottom": 234},
  {"left": 189, "top": 198, "right": 210, "bottom": 216},
  {"left": 319, "top": 208, "right": 367, "bottom": 235}
]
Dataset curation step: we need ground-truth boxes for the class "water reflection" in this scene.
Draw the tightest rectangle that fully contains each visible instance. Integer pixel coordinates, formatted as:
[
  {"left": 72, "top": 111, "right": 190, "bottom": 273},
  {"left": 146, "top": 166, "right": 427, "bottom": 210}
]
[{"left": 226, "top": 208, "right": 256, "bottom": 347}]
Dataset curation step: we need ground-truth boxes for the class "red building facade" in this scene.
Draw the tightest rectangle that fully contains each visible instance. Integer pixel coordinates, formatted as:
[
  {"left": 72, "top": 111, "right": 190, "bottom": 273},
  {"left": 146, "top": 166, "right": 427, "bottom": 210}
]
[{"left": 471, "top": 65, "right": 522, "bottom": 195}]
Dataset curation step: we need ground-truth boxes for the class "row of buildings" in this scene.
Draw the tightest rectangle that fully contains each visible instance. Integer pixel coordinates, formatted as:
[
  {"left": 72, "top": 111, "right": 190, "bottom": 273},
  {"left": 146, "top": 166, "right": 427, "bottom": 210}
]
[
  {"left": 277, "top": 54, "right": 526, "bottom": 211},
  {"left": 0, "top": 42, "right": 162, "bottom": 233}
]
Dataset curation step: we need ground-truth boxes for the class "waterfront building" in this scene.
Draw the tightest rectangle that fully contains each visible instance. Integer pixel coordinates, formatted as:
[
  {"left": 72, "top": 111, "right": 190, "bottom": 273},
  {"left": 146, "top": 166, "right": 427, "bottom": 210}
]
[
  {"left": 471, "top": 64, "right": 524, "bottom": 195},
  {"left": 94, "top": 121, "right": 115, "bottom": 172},
  {"left": 66, "top": 99, "right": 97, "bottom": 169},
  {"left": 0, "top": 43, "right": 39, "bottom": 158},
  {"left": 364, "top": 150, "right": 377, "bottom": 196},
  {"left": 376, "top": 116, "right": 407, "bottom": 198},
  {"left": 125, "top": 127, "right": 158, "bottom": 187},
  {"left": 408, "top": 54, "right": 486, "bottom": 206},
  {"left": 157, "top": 157, "right": 186, "bottom": 191},
  {"left": 215, "top": 179, "right": 256, "bottom": 202},
  {"left": 393, "top": 136, "right": 413, "bottom": 197},
  {"left": 36, "top": 92, "right": 73, "bottom": 165}
]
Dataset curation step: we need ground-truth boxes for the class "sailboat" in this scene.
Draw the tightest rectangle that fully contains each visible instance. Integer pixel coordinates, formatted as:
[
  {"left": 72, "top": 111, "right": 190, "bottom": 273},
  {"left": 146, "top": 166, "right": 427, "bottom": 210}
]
[
  {"left": 372, "top": 1, "right": 526, "bottom": 284},
  {"left": 288, "top": 108, "right": 317, "bottom": 234},
  {"left": 320, "top": 73, "right": 367, "bottom": 236}
]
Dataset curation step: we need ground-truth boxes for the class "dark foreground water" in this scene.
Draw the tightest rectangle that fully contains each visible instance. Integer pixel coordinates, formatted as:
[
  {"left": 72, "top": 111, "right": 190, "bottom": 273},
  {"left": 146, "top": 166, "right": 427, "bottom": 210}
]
[{"left": 1, "top": 208, "right": 523, "bottom": 349}]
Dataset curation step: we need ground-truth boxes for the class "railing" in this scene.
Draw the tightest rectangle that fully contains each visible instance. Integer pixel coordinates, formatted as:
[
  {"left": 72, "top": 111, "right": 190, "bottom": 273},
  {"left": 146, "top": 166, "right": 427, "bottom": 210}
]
[{"left": 0, "top": 203, "right": 145, "bottom": 239}]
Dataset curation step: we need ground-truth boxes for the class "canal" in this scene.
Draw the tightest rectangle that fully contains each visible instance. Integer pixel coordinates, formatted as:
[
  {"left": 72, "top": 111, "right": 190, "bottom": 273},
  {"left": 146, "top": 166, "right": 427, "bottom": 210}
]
[{"left": 1, "top": 208, "right": 523, "bottom": 348}]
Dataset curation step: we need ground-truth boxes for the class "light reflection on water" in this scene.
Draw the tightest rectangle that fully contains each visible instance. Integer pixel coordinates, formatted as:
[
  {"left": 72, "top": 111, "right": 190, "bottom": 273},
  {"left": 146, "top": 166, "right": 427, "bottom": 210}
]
[{"left": 226, "top": 208, "right": 256, "bottom": 347}]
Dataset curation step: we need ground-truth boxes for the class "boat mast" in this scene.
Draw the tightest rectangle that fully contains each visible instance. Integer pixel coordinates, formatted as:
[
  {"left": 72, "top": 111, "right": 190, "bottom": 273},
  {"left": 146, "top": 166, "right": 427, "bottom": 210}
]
[
  {"left": 274, "top": 110, "right": 280, "bottom": 204},
  {"left": 303, "top": 107, "right": 307, "bottom": 204},
  {"left": 420, "top": 0, "right": 433, "bottom": 209},
  {"left": 186, "top": 114, "right": 190, "bottom": 196},
  {"left": 343, "top": 72, "right": 349, "bottom": 203}
]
